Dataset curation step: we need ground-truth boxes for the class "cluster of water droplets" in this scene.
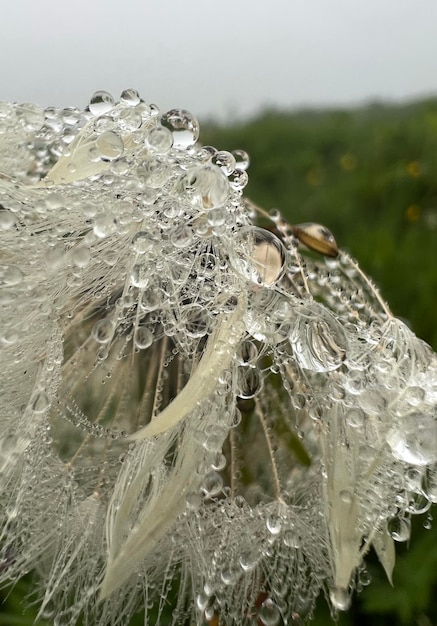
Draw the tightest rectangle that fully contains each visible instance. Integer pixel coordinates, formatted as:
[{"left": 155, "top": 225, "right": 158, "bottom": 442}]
[{"left": 1, "top": 89, "right": 437, "bottom": 625}]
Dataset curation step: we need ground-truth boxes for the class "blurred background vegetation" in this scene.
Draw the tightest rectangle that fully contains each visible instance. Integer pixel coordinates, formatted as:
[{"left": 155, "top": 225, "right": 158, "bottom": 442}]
[{"left": 2, "top": 98, "right": 437, "bottom": 625}]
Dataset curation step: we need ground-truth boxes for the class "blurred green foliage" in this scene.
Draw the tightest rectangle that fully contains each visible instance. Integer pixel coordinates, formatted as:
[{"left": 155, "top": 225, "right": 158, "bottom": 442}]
[
  {"left": 203, "top": 99, "right": 437, "bottom": 350},
  {"left": 2, "top": 98, "right": 437, "bottom": 625}
]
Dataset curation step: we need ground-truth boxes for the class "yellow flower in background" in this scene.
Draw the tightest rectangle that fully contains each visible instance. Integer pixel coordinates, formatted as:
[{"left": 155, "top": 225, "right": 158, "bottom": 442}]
[{"left": 339, "top": 153, "right": 357, "bottom": 172}]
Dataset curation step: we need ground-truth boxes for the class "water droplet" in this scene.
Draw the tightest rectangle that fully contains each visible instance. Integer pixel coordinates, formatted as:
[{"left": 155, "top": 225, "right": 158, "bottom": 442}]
[
  {"left": 181, "top": 303, "right": 210, "bottom": 338},
  {"left": 387, "top": 411, "right": 437, "bottom": 466},
  {"left": 0, "top": 210, "right": 15, "bottom": 230},
  {"left": 339, "top": 489, "right": 353, "bottom": 503},
  {"left": 229, "top": 168, "right": 249, "bottom": 190},
  {"left": 93, "top": 214, "right": 117, "bottom": 238},
  {"left": 293, "top": 223, "right": 338, "bottom": 258},
  {"left": 259, "top": 599, "right": 281, "bottom": 626},
  {"left": 229, "top": 227, "right": 286, "bottom": 287},
  {"left": 2, "top": 266, "right": 23, "bottom": 286},
  {"left": 346, "top": 407, "right": 365, "bottom": 428},
  {"left": 140, "top": 287, "right": 161, "bottom": 312},
  {"left": 147, "top": 125, "right": 173, "bottom": 153},
  {"left": 237, "top": 367, "right": 262, "bottom": 399},
  {"left": 89, "top": 91, "right": 115, "bottom": 116},
  {"left": 178, "top": 165, "right": 229, "bottom": 210},
  {"left": 120, "top": 88, "right": 141, "bottom": 106},
  {"left": 329, "top": 586, "right": 351, "bottom": 611},
  {"left": 161, "top": 108, "right": 200, "bottom": 148},
  {"left": 212, "top": 150, "right": 236, "bottom": 175},
  {"left": 31, "top": 391, "right": 50, "bottom": 413},
  {"left": 232, "top": 148, "right": 250, "bottom": 170},
  {"left": 130, "top": 263, "right": 150, "bottom": 288},
  {"left": 202, "top": 471, "right": 223, "bottom": 497},
  {"left": 290, "top": 304, "right": 347, "bottom": 372},
  {"left": 132, "top": 231, "right": 155, "bottom": 254},
  {"left": 71, "top": 246, "right": 91, "bottom": 268},
  {"left": 92, "top": 318, "right": 115, "bottom": 344},
  {"left": 16, "top": 103, "right": 44, "bottom": 130},
  {"left": 134, "top": 326, "right": 153, "bottom": 349},
  {"left": 387, "top": 516, "right": 411, "bottom": 542},
  {"left": 220, "top": 564, "right": 240, "bottom": 585},
  {"left": 266, "top": 512, "right": 282, "bottom": 535},
  {"left": 95, "top": 131, "right": 124, "bottom": 161},
  {"left": 239, "top": 550, "right": 258, "bottom": 572}
]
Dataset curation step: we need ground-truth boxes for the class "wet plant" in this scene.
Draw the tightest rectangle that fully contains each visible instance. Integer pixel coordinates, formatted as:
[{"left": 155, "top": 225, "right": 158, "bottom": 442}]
[{"left": 0, "top": 90, "right": 436, "bottom": 625}]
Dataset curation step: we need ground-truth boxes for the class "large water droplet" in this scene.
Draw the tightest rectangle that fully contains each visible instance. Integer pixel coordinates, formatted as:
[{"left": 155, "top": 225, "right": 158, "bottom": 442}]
[
  {"left": 293, "top": 223, "right": 338, "bottom": 257},
  {"left": 259, "top": 600, "right": 281, "bottom": 626},
  {"left": 387, "top": 411, "right": 437, "bottom": 466},
  {"left": 237, "top": 367, "right": 262, "bottom": 399},
  {"left": 178, "top": 165, "right": 229, "bottom": 210},
  {"left": 95, "top": 131, "right": 124, "bottom": 161},
  {"left": 290, "top": 304, "right": 347, "bottom": 372},
  {"left": 132, "top": 231, "right": 155, "bottom": 254},
  {"left": 232, "top": 148, "right": 250, "bottom": 170},
  {"left": 31, "top": 391, "right": 50, "bottom": 413},
  {"left": 161, "top": 108, "right": 200, "bottom": 148},
  {"left": 134, "top": 326, "right": 154, "bottom": 349},
  {"left": 120, "top": 88, "right": 141, "bottom": 106},
  {"left": 147, "top": 126, "right": 173, "bottom": 153},
  {"left": 229, "top": 227, "right": 286, "bottom": 287},
  {"left": 92, "top": 318, "right": 115, "bottom": 344},
  {"left": 71, "top": 246, "right": 91, "bottom": 268},
  {"left": 130, "top": 263, "right": 150, "bottom": 288},
  {"left": 387, "top": 516, "right": 411, "bottom": 541},
  {"left": 89, "top": 91, "right": 115, "bottom": 116},
  {"left": 0, "top": 210, "right": 15, "bottom": 230}
]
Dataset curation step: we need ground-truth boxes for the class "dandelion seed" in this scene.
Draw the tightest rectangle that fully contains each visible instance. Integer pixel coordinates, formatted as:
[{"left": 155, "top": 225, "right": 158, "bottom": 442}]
[{"left": 1, "top": 89, "right": 437, "bottom": 626}]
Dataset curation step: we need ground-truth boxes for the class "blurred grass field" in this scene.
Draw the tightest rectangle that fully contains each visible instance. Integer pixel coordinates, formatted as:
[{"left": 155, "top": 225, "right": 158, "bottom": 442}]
[{"left": 2, "top": 98, "right": 437, "bottom": 626}]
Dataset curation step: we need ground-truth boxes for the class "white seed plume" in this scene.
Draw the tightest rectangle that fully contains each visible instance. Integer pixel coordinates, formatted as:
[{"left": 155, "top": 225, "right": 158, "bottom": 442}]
[{"left": 0, "top": 91, "right": 436, "bottom": 626}]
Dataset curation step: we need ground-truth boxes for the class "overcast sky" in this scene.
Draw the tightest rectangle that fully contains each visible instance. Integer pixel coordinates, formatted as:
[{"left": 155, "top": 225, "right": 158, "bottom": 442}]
[{"left": 2, "top": 0, "right": 437, "bottom": 122}]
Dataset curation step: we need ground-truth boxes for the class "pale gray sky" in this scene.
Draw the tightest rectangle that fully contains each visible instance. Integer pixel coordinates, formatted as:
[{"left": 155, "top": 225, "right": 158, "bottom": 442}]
[{"left": 2, "top": 0, "right": 437, "bottom": 121}]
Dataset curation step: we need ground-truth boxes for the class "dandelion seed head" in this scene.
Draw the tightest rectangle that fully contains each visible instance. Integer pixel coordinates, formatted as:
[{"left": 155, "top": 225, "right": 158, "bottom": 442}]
[{"left": 1, "top": 89, "right": 437, "bottom": 625}]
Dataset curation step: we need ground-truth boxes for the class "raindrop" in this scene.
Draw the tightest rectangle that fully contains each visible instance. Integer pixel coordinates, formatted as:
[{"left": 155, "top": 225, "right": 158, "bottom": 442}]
[
  {"left": 178, "top": 165, "right": 229, "bottom": 210},
  {"left": 92, "top": 318, "right": 115, "bottom": 344},
  {"left": 130, "top": 263, "right": 150, "bottom": 288},
  {"left": 232, "top": 148, "right": 250, "bottom": 170},
  {"left": 89, "top": 91, "right": 115, "bottom": 116},
  {"left": 120, "top": 88, "right": 141, "bottom": 106},
  {"left": 140, "top": 287, "right": 161, "bottom": 312},
  {"left": 147, "top": 126, "right": 173, "bottom": 153},
  {"left": 0, "top": 210, "right": 15, "bottom": 230},
  {"left": 387, "top": 516, "right": 411, "bottom": 542},
  {"left": 229, "top": 227, "right": 286, "bottom": 287},
  {"left": 71, "top": 246, "right": 91, "bottom": 268},
  {"left": 2, "top": 266, "right": 23, "bottom": 286},
  {"left": 134, "top": 326, "right": 154, "bottom": 349},
  {"left": 202, "top": 471, "right": 223, "bottom": 497},
  {"left": 132, "top": 231, "right": 155, "bottom": 254},
  {"left": 293, "top": 223, "right": 338, "bottom": 258},
  {"left": 181, "top": 303, "right": 210, "bottom": 338},
  {"left": 346, "top": 407, "right": 366, "bottom": 428},
  {"left": 259, "top": 600, "right": 281, "bottom": 626},
  {"left": 290, "top": 304, "right": 347, "bottom": 372},
  {"left": 229, "top": 168, "right": 249, "bottom": 190},
  {"left": 212, "top": 150, "right": 236, "bottom": 175},
  {"left": 387, "top": 411, "right": 437, "bottom": 466},
  {"left": 95, "top": 131, "right": 124, "bottom": 161},
  {"left": 93, "top": 214, "right": 117, "bottom": 238},
  {"left": 237, "top": 367, "right": 262, "bottom": 399},
  {"left": 161, "top": 108, "right": 200, "bottom": 148},
  {"left": 31, "top": 391, "right": 50, "bottom": 413}
]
